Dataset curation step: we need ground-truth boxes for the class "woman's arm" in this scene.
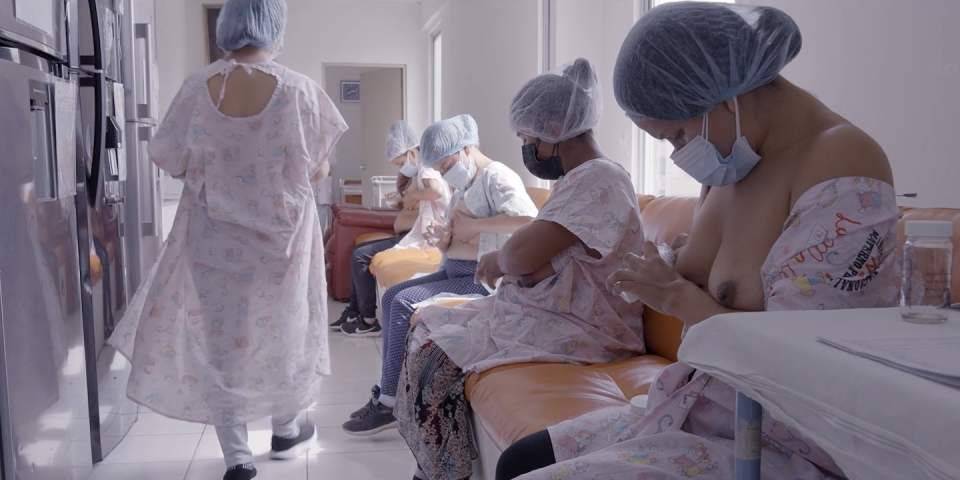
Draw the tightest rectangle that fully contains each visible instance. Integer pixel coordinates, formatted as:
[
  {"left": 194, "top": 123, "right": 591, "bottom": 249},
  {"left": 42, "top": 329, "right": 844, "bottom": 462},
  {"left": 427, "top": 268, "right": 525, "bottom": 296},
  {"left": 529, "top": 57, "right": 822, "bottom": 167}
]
[
  {"left": 402, "top": 178, "right": 445, "bottom": 202},
  {"left": 463, "top": 212, "right": 535, "bottom": 236},
  {"left": 310, "top": 160, "right": 330, "bottom": 184},
  {"left": 607, "top": 242, "right": 738, "bottom": 328},
  {"left": 498, "top": 220, "right": 579, "bottom": 276},
  {"left": 664, "top": 281, "right": 738, "bottom": 327}
]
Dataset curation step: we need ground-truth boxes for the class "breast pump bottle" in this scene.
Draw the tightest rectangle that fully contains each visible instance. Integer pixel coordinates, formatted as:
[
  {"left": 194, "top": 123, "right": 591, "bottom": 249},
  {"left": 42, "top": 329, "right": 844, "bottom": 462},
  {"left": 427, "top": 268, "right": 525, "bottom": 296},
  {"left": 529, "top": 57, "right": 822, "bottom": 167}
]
[{"left": 900, "top": 220, "right": 953, "bottom": 324}]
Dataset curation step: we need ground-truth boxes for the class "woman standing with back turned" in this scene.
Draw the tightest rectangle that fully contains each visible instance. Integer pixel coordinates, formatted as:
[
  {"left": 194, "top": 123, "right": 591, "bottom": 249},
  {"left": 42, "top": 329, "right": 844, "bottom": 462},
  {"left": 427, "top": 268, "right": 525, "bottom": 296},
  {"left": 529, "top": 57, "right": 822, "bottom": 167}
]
[{"left": 109, "top": 1, "right": 348, "bottom": 479}]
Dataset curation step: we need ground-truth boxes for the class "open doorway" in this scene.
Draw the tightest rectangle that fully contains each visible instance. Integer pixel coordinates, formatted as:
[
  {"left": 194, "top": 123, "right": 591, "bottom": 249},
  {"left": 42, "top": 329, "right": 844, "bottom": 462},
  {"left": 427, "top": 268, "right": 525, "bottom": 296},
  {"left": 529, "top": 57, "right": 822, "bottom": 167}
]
[{"left": 323, "top": 64, "right": 406, "bottom": 207}]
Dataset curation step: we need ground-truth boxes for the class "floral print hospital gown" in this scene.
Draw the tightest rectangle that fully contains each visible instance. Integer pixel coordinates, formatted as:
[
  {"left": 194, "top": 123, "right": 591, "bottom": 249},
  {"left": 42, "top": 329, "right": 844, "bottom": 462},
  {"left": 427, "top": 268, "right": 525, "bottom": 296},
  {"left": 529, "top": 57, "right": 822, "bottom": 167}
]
[
  {"left": 109, "top": 59, "right": 347, "bottom": 426},
  {"left": 518, "top": 177, "right": 901, "bottom": 480},
  {"left": 420, "top": 158, "right": 647, "bottom": 376}
]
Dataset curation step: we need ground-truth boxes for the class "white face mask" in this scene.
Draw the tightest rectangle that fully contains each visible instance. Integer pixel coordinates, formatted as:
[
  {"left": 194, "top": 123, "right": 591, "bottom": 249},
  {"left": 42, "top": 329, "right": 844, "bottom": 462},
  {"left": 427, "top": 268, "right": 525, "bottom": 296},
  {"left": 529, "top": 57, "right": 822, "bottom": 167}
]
[
  {"left": 399, "top": 152, "right": 419, "bottom": 177},
  {"left": 442, "top": 151, "right": 476, "bottom": 191},
  {"left": 669, "top": 97, "right": 760, "bottom": 187},
  {"left": 267, "top": 39, "right": 284, "bottom": 61}
]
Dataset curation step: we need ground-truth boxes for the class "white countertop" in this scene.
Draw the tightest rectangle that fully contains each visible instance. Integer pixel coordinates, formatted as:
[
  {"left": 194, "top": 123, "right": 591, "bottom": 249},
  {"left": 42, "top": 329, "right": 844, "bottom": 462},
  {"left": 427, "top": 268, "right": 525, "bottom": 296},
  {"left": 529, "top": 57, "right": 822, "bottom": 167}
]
[{"left": 678, "top": 308, "right": 960, "bottom": 480}]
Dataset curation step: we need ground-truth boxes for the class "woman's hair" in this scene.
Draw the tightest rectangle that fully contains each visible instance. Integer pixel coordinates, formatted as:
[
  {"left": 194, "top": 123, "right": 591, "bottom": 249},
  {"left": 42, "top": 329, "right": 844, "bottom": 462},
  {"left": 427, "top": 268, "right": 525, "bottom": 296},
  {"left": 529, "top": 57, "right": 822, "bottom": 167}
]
[
  {"left": 385, "top": 120, "right": 420, "bottom": 160},
  {"left": 420, "top": 114, "right": 480, "bottom": 167},
  {"left": 509, "top": 57, "right": 602, "bottom": 144},
  {"left": 216, "top": 0, "right": 287, "bottom": 53}
]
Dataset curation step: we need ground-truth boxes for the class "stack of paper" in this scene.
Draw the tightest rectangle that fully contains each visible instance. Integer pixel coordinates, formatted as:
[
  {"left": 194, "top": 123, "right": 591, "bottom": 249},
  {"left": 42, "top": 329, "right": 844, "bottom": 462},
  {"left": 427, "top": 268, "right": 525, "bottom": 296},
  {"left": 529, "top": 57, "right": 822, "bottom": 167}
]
[{"left": 818, "top": 336, "right": 960, "bottom": 389}]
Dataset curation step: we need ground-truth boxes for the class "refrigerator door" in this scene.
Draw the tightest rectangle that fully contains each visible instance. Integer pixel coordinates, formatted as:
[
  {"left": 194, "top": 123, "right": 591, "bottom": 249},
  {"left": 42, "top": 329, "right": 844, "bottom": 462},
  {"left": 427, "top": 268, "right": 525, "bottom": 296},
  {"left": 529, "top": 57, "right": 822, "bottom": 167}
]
[
  {"left": 78, "top": 0, "right": 122, "bottom": 82},
  {"left": 122, "top": 123, "right": 162, "bottom": 292},
  {"left": 0, "top": 0, "right": 67, "bottom": 58},
  {"left": 0, "top": 48, "right": 93, "bottom": 480}
]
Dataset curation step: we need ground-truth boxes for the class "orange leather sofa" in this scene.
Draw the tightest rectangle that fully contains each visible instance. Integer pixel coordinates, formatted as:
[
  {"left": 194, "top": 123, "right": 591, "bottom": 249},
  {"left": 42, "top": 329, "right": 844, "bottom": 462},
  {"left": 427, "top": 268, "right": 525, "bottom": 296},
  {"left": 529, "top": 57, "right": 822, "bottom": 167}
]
[
  {"left": 324, "top": 203, "right": 401, "bottom": 300},
  {"left": 366, "top": 187, "right": 554, "bottom": 299},
  {"left": 369, "top": 190, "right": 960, "bottom": 479}
]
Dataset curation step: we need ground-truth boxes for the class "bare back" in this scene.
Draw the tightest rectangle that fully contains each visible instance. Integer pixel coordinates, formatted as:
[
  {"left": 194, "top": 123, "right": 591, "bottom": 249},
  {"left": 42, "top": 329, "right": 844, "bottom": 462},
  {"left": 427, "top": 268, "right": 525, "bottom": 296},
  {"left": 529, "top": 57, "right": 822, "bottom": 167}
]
[{"left": 207, "top": 68, "right": 278, "bottom": 118}]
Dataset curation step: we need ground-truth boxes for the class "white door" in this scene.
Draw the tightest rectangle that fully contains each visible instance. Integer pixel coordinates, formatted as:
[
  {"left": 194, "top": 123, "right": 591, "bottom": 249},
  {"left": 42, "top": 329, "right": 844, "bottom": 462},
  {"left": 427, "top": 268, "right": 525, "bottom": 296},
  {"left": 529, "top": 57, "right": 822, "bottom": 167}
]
[{"left": 360, "top": 68, "right": 404, "bottom": 206}]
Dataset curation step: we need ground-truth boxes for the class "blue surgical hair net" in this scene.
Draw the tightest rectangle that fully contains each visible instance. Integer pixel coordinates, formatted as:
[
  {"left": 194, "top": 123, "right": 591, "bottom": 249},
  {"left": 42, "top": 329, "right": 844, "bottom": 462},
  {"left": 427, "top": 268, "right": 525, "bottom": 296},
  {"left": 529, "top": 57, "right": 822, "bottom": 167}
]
[
  {"left": 613, "top": 2, "right": 802, "bottom": 122},
  {"left": 420, "top": 114, "right": 480, "bottom": 167},
  {"left": 510, "top": 58, "right": 603, "bottom": 143},
  {"left": 216, "top": 0, "right": 288, "bottom": 53},
  {"left": 385, "top": 120, "right": 420, "bottom": 160}
]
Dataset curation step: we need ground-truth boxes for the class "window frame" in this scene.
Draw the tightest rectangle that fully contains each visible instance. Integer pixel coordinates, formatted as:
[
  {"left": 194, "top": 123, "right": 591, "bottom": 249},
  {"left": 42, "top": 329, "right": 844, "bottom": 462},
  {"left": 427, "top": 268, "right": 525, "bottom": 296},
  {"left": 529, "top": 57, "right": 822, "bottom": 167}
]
[{"left": 431, "top": 31, "right": 442, "bottom": 123}]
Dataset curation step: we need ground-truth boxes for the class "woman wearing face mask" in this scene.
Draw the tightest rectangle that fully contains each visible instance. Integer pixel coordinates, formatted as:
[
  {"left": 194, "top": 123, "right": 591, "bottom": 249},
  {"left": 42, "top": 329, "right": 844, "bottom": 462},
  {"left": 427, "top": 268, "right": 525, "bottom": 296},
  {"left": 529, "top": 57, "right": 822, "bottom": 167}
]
[
  {"left": 391, "top": 59, "right": 648, "bottom": 480},
  {"left": 108, "top": 1, "right": 348, "bottom": 478},
  {"left": 337, "top": 120, "right": 451, "bottom": 337},
  {"left": 342, "top": 113, "right": 538, "bottom": 438},
  {"left": 500, "top": 3, "right": 900, "bottom": 480}
]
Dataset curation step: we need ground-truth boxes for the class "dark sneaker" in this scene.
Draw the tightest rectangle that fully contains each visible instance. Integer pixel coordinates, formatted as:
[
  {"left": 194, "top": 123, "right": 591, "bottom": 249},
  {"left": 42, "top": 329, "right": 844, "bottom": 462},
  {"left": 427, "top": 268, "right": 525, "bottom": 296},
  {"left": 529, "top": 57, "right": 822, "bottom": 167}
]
[
  {"left": 330, "top": 309, "right": 359, "bottom": 331},
  {"left": 350, "top": 385, "right": 382, "bottom": 420},
  {"left": 270, "top": 420, "right": 316, "bottom": 460},
  {"left": 223, "top": 464, "right": 257, "bottom": 480},
  {"left": 342, "top": 398, "right": 397, "bottom": 436},
  {"left": 342, "top": 318, "right": 383, "bottom": 337}
]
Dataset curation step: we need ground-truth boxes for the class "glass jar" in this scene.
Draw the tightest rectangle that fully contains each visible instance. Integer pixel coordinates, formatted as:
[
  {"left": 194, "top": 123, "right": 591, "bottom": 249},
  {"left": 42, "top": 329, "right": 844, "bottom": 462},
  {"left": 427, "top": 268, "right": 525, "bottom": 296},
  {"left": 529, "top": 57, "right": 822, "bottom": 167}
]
[{"left": 900, "top": 220, "right": 953, "bottom": 324}]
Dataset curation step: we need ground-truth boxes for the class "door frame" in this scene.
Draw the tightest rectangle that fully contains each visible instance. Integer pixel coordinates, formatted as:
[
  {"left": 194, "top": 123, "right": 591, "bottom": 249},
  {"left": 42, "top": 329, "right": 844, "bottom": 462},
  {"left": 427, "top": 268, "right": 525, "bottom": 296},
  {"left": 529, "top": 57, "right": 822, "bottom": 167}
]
[{"left": 320, "top": 62, "right": 408, "bottom": 122}]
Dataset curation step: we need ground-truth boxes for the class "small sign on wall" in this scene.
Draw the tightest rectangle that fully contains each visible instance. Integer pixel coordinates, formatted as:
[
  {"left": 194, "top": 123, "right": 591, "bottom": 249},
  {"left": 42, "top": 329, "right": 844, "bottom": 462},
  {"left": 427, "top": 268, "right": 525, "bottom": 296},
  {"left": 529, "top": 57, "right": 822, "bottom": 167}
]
[
  {"left": 341, "top": 81, "right": 360, "bottom": 103},
  {"left": 204, "top": 5, "right": 224, "bottom": 64}
]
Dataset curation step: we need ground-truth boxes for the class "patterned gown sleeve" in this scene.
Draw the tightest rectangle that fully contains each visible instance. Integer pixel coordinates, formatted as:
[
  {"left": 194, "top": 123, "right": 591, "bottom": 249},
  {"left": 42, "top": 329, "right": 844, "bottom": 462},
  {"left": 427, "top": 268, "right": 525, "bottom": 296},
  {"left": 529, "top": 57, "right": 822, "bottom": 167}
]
[
  {"left": 302, "top": 83, "right": 348, "bottom": 180},
  {"left": 536, "top": 160, "right": 639, "bottom": 261},
  {"left": 762, "top": 177, "right": 901, "bottom": 312},
  {"left": 147, "top": 81, "right": 200, "bottom": 177}
]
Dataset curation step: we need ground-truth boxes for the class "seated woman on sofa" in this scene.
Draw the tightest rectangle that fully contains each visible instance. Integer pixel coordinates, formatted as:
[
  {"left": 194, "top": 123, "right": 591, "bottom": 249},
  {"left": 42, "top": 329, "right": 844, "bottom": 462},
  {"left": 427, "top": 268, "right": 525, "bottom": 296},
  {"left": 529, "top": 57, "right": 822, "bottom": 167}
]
[
  {"left": 338, "top": 120, "right": 452, "bottom": 337},
  {"left": 395, "top": 58, "right": 648, "bottom": 480},
  {"left": 342, "top": 113, "right": 539, "bottom": 436},
  {"left": 498, "top": 4, "right": 900, "bottom": 480}
]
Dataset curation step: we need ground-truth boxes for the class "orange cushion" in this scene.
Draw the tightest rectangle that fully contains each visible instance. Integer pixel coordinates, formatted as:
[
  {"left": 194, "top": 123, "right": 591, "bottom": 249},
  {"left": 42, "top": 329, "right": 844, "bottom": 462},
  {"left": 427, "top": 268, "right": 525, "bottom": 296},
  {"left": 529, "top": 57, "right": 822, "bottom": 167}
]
[
  {"left": 90, "top": 253, "right": 103, "bottom": 286},
  {"left": 464, "top": 355, "right": 672, "bottom": 450},
  {"left": 371, "top": 248, "right": 443, "bottom": 289},
  {"left": 356, "top": 232, "right": 395, "bottom": 245},
  {"left": 525, "top": 187, "right": 551, "bottom": 210}
]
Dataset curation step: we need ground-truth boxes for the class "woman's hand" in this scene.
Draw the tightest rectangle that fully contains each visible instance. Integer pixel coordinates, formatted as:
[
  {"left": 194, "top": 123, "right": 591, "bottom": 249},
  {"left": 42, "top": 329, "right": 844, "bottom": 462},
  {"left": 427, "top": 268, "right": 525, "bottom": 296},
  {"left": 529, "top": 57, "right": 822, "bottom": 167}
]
[
  {"left": 401, "top": 195, "right": 419, "bottom": 211},
  {"left": 607, "top": 241, "right": 689, "bottom": 316},
  {"left": 426, "top": 221, "right": 452, "bottom": 251},
  {"left": 475, "top": 251, "right": 504, "bottom": 289},
  {"left": 670, "top": 233, "right": 689, "bottom": 251},
  {"left": 451, "top": 210, "right": 479, "bottom": 243}
]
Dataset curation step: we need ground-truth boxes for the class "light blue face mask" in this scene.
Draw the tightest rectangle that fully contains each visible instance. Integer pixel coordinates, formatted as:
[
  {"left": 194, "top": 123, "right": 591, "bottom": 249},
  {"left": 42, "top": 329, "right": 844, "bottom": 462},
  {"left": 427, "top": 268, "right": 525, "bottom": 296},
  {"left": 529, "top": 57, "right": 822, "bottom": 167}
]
[
  {"left": 442, "top": 151, "right": 476, "bottom": 191},
  {"left": 670, "top": 97, "right": 760, "bottom": 187},
  {"left": 399, "top": 152, "right": 419, "bottom": 177}
]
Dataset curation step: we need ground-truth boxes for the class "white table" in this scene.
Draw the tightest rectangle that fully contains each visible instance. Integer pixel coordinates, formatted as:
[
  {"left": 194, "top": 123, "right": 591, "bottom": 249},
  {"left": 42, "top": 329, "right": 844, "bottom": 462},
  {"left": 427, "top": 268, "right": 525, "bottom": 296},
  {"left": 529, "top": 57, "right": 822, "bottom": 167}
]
[{"left": 678, "top": 308, "right": 960, "bottom": 480}]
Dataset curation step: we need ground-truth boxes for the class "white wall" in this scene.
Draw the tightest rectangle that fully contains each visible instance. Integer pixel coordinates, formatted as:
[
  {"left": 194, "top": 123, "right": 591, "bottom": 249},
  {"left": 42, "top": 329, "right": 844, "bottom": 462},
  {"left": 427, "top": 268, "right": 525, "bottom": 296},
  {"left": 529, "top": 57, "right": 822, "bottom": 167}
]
[
  {"left": 741, "top": 0, "right": 960, "bottom": 208},
  {"left": 156, "top": 0, "right": 428, "bottom": 134},
  {"left": 553, "top": 0, "right": 638, "bottom": 176},
  {"left": 438, "top": 0, "right": 541, "bottom": 184}
]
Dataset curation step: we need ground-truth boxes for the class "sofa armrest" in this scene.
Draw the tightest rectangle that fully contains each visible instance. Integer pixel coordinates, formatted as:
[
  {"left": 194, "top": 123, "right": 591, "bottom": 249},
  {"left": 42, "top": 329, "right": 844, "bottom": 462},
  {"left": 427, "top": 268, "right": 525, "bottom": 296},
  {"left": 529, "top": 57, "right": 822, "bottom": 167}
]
[{"left": 332, "top": 203, "right": 400, "bottom": 230}]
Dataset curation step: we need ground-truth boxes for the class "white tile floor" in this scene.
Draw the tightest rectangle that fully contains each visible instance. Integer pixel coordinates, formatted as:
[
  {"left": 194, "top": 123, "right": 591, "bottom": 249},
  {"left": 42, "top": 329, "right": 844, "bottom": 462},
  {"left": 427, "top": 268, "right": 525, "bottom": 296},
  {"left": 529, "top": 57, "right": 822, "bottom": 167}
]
[{"left": 89, "top": 300, "right": 415, "bottom": 480}]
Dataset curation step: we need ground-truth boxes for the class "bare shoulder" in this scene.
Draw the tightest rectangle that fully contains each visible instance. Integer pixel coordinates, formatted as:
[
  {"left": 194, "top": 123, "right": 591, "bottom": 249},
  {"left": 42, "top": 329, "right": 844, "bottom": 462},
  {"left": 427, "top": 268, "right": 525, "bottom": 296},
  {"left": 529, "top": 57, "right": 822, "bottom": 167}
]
[{"left": 794, "top": 123, "right": 894, "bottom": 197}]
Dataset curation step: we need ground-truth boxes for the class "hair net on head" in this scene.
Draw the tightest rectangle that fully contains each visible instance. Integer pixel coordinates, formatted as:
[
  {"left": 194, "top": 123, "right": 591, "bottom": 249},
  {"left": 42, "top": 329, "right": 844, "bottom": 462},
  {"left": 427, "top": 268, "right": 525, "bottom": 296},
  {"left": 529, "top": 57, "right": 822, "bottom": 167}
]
[
  {"left": 385, "top": 120, "right": 420, "bottom": 160},
  {"left": 419, "top": 114, "right": 480, "bottom": 167},
  {"left": 509, "top": 58, "right": 602, "bottom": 144},
  {"left": 613, "top": 2, "right": 802, "bottom": 122},
  {"left": 216, "top": 0, "right": 287, "bottom": 53}
]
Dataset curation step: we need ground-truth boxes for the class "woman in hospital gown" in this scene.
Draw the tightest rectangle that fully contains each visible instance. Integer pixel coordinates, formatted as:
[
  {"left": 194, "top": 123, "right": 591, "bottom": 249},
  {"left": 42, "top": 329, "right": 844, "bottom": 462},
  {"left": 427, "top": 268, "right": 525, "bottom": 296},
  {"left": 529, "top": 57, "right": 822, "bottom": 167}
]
[
  {"left": 396, "top": 59, "right": 647, "bottom": 480},
  {"left": 108, "top": 1, "right": 346, "bottom": 478},
  {"left": 503, "top": 3, "right": 901, "bottom": 480}
]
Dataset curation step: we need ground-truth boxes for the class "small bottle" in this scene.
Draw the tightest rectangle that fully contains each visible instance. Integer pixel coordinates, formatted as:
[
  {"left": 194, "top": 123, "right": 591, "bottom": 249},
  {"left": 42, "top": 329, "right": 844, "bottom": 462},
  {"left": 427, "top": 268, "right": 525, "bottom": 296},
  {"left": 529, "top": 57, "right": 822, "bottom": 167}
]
[
  {"left": 630, "top": 394, "right": 648, "bottom": 416},
  {"left": 900, "top": 220, "right": 953, "bottom": 324}
]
